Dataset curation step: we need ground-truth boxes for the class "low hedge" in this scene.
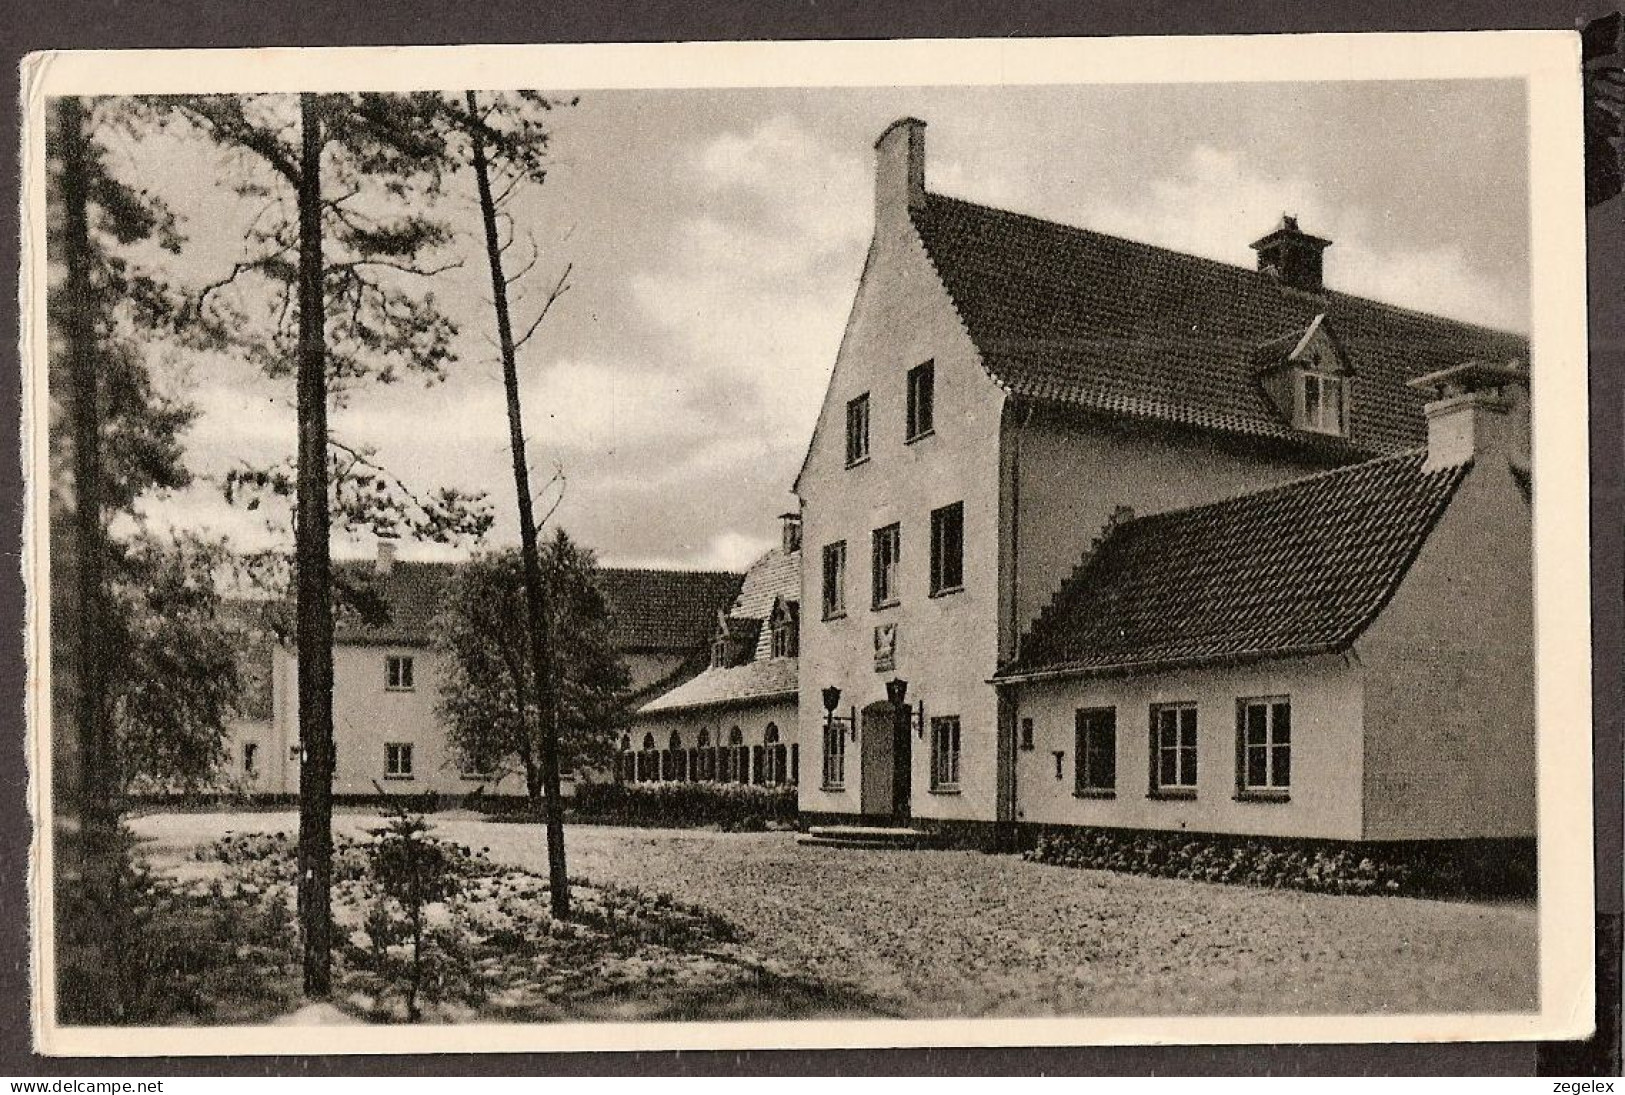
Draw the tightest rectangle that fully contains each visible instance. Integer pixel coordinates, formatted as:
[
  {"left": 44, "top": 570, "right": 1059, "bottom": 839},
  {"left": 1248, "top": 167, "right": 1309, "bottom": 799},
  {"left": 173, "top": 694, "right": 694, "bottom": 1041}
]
[
  {"left": 569, "top": 781, "right": 798, "bottom": 830},
  {"left": 1023, "top": 826, "right": 1535, "bottom": 899}
]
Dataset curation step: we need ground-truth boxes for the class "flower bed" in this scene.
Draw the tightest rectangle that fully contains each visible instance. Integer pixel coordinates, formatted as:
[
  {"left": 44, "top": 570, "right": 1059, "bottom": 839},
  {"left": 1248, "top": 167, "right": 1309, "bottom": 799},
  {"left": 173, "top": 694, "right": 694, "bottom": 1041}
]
[
  {"left": 1023, "top": 827, "right": 1535, "bottom": 899},
  {"left": 62, "top": 820, "right": 845, "bottom": 1025},
  {"left": 569, "top": 781, "right": 797, "bottom": 830}
]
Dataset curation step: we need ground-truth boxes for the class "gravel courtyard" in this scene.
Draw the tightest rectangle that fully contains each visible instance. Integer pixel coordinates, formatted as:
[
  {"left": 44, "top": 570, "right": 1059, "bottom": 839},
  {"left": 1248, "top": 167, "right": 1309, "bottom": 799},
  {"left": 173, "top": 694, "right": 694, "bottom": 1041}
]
[{"left": 129, "top": 811, "right": 1537, "bottom": 1019}]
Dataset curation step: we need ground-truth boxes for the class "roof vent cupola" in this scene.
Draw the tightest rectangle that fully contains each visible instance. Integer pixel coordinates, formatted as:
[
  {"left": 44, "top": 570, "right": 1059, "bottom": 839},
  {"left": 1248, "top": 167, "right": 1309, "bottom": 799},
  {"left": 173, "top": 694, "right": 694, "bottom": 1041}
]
[{"left": 1250, "top": 214, "right": 1333, "bottom": 293}]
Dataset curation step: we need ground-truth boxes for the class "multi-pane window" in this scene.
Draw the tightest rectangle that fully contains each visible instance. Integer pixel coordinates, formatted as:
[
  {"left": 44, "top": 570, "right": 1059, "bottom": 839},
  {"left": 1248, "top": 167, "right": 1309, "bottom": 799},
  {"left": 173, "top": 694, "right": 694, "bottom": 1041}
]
[
  {"left": 1238, "top": 698, "right": 1292, "bottom": 792},
  {"left": 1301, "top": 372, "right": 1347, "bottom": 434},
  {"left": 930, "top": 716, "right": 961, "bottom": 790},
  {"left": 930, "top": 501, "right": 964, "bottom": 594},
  {"left": 386, "top": 655, "right": 415, "bottom": 691},
  {"left": 385, "top": 742, "right": 414, "bottom": 779},
  {"left": 822, "top": 541, "right": 847, "bottom": 619},
  {"left": 822, "top": 716, "right": 846, "bottom": 788},
  {"left": 872, "top": 523, "right": 901, "bottom": 608},
  {"left": 1075, "top": 707, "right": 1117, "bottom": 793},
  {"left": 1150, "top": 704, "right": 1198, "bottom": 792},
  {"left": 845, "top": 393, "right": 871, "bottom": 465},
  {"left": 770, "top": 601, "right": 799, "bottom": 657},
  {"left": 907, "top": 360, "right": 935, "bottom": 440}
]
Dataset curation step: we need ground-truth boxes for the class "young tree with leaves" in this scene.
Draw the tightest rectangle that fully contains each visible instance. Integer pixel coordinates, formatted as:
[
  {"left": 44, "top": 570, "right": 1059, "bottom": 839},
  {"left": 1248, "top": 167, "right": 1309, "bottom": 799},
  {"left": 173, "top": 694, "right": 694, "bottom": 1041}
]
[{"left": 435, "top": 532, "right": 632, "bottom": 806}]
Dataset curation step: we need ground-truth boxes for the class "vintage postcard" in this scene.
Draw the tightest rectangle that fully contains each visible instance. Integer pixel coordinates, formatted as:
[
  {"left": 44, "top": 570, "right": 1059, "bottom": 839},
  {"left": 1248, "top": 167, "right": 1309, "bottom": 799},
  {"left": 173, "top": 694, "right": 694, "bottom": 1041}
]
[{"left": 20, "top": 33, "right": 1595, "bottom": 1055}]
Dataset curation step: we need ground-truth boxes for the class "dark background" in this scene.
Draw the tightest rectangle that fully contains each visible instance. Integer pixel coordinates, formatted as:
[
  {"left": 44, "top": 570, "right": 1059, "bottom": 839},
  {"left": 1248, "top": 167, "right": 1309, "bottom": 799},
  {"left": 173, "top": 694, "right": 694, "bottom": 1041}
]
[{"left": 0, "top": 0, "right": 1618, "bottom": 1077}]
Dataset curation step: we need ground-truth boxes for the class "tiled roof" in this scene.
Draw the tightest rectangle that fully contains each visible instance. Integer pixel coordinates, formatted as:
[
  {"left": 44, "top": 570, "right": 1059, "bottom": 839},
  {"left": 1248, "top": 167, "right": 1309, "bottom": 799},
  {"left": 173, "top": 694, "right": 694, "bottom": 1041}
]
[
  {"left": 322, "top": 561, "right": 741, "bottom": 653},
  {"left": 997, "top": 449, "right": 1469, "bottom": 680},
  {"left": 727, "top": 547, "right": 801, "bottom": 659},
  {"left": 596, "top": 568, "right": 744, "bottom": 652},
  {"left": 637, "top": 657, "right": 799, "bottom": 715},
  {"left": 912, "top": 194, "right": 1527, "bottom": 456},
  {"left": 332, "top": 561, "right": 458, "bottom": 645}
]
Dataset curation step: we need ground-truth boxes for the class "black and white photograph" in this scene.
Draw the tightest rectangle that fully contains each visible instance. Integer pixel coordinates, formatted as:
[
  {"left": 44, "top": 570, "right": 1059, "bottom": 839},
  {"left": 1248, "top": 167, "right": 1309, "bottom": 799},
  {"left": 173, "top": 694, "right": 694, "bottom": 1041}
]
[{"left": 21, "top": 34, "right": 1596, "bottom": 1054}]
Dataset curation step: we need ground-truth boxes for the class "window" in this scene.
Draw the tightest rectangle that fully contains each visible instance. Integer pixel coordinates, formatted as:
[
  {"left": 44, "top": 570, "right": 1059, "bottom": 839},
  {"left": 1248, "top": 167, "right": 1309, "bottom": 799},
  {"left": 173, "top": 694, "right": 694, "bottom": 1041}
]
[
  {"left": 242, "top": 742, "right": 259, "bottom": 777},
  {"left": 385, "top": 742, "right": 414, "bottom": 780},
  {"left": 930, "top": 716, "right": 961, "bottom": 791},
  {"left": 872, "top": 523, "right": 901, "bottom": 608},
  {"left": 1300, "top": 372, "right": 1347, "bottom": 434},
  {"left": 764, "top": 723, "right": 787, "bottom": 785},
  {"left": 1238, "top": 697, "right": 1292, "bottom": 794},
  {"left": 845, "top": 393, "right": 870, "bottom": 465},
  {"left": 386, "top": 655, "right": 415, "bottom": 691},
  {"left": 907, "top": 360, "right": 935, "bottom": 440},
  {"left": 697, "top": 729, "right": 714, "bottom": 781},
  {"left": 822, "top": 715, "right": 846, "bottom": 789},
  {"left": 640, "top": 733, "right": 659, "bottom": 782},
  {"left": 1150, "top": 704, "right": 1198, "bottom": 794},
  {"left": 729, "top": 726, "right": 748, "bottom": 785},
  {"left": 1019, "top": 717, "right": 1035, "bottom": 751},
  {"left": 1075, "top": 708, "right": 1117, "bottom": 795},
  {"left": 770, "top": 600, "right": 799, "bottom": 658},
  {"left": 929, "top": 502, "right": 964, "bottom": 594},
  {"left": 821, "top": 542, "right": 847, "bottom": 619}
]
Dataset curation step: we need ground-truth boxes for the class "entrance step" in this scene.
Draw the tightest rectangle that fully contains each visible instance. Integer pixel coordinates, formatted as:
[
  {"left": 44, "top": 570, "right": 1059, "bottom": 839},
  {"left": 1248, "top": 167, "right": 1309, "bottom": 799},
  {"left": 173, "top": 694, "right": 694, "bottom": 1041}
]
[{"left": 797, "top": 824, "right": 936, "bottom": 850}]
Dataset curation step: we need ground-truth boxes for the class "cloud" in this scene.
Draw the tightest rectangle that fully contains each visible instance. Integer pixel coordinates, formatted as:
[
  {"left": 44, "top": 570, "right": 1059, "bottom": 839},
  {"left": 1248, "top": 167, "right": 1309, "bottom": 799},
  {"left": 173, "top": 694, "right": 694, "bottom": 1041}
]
[
  {"left": 626, "top": 115, "right": 872, "bottom": 449},
  {"left": 1074, "top": 145, "right": 1527, "bottom": 331}
]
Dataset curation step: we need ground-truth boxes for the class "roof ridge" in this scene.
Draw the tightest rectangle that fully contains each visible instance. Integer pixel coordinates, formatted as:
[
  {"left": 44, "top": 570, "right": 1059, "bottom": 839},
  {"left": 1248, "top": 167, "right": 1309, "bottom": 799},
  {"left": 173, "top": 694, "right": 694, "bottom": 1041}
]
[
  {"left": 921, "top": 191, "right": 1528, "bottom": 343},
  {"left": 597, "top": 565, "right": 744, "bottom": 579}
]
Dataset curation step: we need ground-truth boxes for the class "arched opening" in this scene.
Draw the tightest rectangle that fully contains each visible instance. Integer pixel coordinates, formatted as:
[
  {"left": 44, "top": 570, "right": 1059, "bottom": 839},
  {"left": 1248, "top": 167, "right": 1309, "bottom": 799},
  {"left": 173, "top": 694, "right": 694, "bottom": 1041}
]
[
  {"left": 618, "top": 733, "right": 633, "bottom": 782},
  {"left": 763, "top": 722, "right": 787, "bottom": 785},
  {"left": 640, "top": 732, "right": 658, "bottom": 783},
  {"left": 727, "top": 726, "right": 747, "bottom": 784},
  {"left": 666, "top": 730, "right": 686, "bottom": 782},
  {"left": 697, "top": 727, "right": 714, "bottom": 781}
]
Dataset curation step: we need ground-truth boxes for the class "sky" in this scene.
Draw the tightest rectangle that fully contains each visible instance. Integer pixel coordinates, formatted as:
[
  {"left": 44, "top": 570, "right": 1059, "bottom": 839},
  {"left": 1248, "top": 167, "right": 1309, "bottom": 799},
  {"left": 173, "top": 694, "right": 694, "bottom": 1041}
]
[{"left": 106, "top": 79, "right": 1531, "bottom": 574}]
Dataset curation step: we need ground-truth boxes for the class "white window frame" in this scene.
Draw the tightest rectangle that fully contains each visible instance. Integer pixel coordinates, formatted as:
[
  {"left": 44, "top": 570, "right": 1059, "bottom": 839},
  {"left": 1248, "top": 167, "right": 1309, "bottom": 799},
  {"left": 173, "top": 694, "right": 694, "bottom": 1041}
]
[
  {"left": 822, "top": 541, "right": 847, "bottom": 619},
  {"left": 385, "top": 654, "right": 415, "bottom": 691},
  {"left": 822, "top": 717, "right": 846, "bottom": 790},
  {"left": 1299, "top": 371, "right": 1347, "bottom": 435},
  {"left": 1238, "top": 696, "right": 1292, "bottom": 794},
  {"left": 385, "top": 742, "right": 414, "bottom": 780},
  {"left": 1150, "top": 703, "right": 1199, "bottom": 794},
  {"left": 872, "top": 523, "right": 901, "bottom": 609}
]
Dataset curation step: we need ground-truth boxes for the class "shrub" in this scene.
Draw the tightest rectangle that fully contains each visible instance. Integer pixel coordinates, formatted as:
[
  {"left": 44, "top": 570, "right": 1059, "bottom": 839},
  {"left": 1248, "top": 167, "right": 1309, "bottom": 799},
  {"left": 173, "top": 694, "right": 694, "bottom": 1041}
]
[
  {"left": 570, "top": 781, "right": 797, "bottom": 829},
  {"left": 1023, "top": 827, "right": 1534, "bottom": 899}
]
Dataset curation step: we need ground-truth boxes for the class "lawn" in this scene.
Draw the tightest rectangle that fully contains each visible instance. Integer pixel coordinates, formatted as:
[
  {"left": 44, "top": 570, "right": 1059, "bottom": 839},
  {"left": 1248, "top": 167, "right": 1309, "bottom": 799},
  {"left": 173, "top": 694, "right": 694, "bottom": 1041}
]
[{"left": 127, "top": 810, "right": 1538, "bottom": 1019}]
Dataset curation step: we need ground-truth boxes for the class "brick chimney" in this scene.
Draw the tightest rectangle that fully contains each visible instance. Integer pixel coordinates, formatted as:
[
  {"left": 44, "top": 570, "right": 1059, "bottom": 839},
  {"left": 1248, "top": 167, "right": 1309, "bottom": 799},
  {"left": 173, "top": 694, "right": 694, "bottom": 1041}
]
[
  {"left": 376, "top": 537, "right": 397, "bottom": 576},
  {"left": 1406, "top": 360, "right": 1530, "bottom": 474},
  {"left": 779, "top": 511, "right": 803, "bottom": 554},
  {"left": 874, "top": 117, "right": 926, "bottom": 230},
  {"left": 1250, "top": 214, "right": 1332, "bottom": 293}
]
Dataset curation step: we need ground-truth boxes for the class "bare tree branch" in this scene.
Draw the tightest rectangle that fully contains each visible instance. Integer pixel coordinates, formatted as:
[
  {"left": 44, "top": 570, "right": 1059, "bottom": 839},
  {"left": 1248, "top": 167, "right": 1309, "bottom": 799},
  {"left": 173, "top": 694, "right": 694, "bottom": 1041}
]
[{"left": 512, "top": 263, "right": 573, "bottom": 352}]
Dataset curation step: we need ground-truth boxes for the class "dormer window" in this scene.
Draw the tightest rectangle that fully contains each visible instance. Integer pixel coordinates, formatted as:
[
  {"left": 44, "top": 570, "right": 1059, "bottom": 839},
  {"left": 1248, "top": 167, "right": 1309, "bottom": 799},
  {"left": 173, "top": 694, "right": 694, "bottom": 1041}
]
[
  {"left": 1300, "top": 371, "right": 1348, "bottom": 435},
  {"left": 770, "top": 598, "right": 800, "bottom": 658},
  {"left": 1253, "top": 314, "right": 1353, "bottom": 438}
]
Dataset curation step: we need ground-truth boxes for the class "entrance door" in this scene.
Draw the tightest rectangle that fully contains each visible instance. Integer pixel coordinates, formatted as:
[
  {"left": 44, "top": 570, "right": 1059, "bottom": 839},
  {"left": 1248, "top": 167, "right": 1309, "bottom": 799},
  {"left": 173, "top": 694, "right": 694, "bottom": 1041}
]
[{"left": 859, "top": 701, "right": 912, "bottom": 822}]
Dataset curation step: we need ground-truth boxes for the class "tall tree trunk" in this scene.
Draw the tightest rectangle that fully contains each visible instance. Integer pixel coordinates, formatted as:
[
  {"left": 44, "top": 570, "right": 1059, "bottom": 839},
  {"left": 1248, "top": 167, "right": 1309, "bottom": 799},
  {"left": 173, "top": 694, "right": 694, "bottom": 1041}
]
[
  {"left": 294, "top": 93, "right": 336, "bottom": 995},
  {"left": 466, "top": 91, "right": 569, "bottom": 918},
  {"left": 57, "top": 95, "right": 126, "bottom": 1018},
  {"left": 58, "top": 96, "right": 115, "bottom": 849}
]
